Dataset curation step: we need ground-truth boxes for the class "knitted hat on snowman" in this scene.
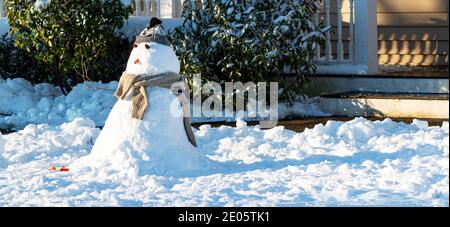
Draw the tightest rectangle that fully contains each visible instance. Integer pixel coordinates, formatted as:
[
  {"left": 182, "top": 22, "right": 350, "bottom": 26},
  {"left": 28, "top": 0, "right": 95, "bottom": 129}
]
[{"left": 134, "top": 17, "right": 171, "bottom": 46}]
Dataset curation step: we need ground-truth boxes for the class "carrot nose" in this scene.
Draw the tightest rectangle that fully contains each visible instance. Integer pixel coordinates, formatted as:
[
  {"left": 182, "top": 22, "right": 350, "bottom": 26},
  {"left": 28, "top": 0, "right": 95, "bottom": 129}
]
[{"left": 134, "top": 59, "right": 140, "bottom": 64}]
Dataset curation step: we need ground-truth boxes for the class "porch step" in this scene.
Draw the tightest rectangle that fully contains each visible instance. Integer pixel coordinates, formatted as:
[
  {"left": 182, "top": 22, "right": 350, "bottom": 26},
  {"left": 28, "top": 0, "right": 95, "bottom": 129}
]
[
  {"left": 378, "top": 66, "right": 449, "bottom": 78},
  {"left": 302, "top": 74, "right": 449, "bottom": 97},
  {"left": 321, "top": 91, "right": 449, "bottom": 100},
  {"left": 319, "top": 91, "right": 449, "bottom": 119}
]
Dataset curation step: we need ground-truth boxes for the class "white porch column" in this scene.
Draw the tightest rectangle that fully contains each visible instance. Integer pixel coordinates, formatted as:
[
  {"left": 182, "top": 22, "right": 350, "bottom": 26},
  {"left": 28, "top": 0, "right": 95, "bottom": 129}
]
[
  {"left": 355, "top": 0, "right": 378, "bottom": 74},
  {"left": 159, "top": 0, "right": 175, "bottom": 18},
  {"left": 134, "top": 0, "right": 141, "bottom": 16},
  {"left": 172, "top": 0, "right": 182, "bottom": 18}
]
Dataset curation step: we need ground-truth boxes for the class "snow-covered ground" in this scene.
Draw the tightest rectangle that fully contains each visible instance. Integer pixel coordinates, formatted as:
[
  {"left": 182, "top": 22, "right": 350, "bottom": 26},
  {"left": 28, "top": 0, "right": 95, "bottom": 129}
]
[
  {"left": 0, "top": 117, "right": 448, "bottom": 206},
  {"left": 0, "top": 78, "right": 329, "bottom": 130},
  {"left": 0, "top": 78, "right": 448, "bottom": 206}
]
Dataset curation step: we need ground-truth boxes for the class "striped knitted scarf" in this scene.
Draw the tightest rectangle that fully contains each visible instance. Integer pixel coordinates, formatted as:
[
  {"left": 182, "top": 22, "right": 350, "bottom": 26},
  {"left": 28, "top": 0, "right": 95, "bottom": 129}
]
[{"left": 114, "top": 72, "right": 197, "bottom": 147}]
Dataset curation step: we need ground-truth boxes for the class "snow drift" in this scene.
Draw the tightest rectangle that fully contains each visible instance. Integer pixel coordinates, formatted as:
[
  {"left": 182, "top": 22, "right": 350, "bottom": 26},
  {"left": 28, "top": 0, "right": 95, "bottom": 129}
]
[
  {"left": 0, "top": 117, "right": 448, "bottom": 206},
  {"left": 0, "top": 77, "right": 329, "bottom": 130}
]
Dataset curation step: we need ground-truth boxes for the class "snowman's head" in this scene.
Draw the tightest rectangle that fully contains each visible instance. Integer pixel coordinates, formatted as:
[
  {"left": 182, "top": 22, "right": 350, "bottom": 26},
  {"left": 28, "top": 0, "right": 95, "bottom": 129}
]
[{"left": 126, "top": 18, "right": 180, "bottom": 75}]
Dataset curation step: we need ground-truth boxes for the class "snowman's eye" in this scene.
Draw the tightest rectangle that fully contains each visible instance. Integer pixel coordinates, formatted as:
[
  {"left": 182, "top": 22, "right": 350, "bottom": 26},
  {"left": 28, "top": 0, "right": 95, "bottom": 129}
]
[
  {"left": 133, "top": 44, "right": 138, "bottom": 48},
  {"left": 145, "top": 44, "right": 150, "bottom": 49}
]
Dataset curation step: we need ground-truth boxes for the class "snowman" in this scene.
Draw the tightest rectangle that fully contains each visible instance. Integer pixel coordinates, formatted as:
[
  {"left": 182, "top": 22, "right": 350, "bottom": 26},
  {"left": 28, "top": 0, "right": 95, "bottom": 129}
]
[{"left": 71, "top": 18, "right": 213, "bottom": 179}]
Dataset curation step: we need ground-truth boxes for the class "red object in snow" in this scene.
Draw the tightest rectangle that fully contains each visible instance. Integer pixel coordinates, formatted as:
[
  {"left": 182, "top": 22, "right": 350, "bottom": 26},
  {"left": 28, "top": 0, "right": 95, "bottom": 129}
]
[
  {"left": 49, "top": 166, "right": 57, "bottom": 171},
  {"left": 60, "top": 166, "right": 70, "bottom": 172}
]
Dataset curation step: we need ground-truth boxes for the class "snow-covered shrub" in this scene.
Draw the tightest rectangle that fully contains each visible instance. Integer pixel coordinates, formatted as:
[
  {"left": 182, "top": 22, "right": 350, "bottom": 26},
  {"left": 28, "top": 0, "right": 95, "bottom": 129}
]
[
  {"left": 5, "top": 0, "right": 132, "bottom": 94},
  {"left": 171, "top": 0, "right": 328, "bottom": 99}
]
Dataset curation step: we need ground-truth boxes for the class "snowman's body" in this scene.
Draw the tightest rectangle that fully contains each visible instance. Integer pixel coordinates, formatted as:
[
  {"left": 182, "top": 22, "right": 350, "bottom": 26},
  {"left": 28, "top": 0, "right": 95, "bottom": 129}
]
[{"left": 71, "top": 24, "right": 212, "bottom": 178}]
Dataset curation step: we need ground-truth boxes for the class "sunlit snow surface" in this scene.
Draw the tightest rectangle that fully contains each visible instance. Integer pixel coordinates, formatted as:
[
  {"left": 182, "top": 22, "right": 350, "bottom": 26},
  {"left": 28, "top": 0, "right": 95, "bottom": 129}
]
[{"left": 0, "top": 117, "right": 448, "bottom": 206}]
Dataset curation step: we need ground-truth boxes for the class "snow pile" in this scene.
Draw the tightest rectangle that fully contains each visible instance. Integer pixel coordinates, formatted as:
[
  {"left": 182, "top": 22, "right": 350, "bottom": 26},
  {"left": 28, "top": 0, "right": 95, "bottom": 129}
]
[
  {"left": 0, "top": 133, "right": 6, "bottom": 168},
  {"left": 0, "top": 132, "right": 3, "bottom": 151},
  {"left": 0, "top": 78, "right": 117, "bottom": 129},
  {"left": 0, "top": 78, "right": 61, "bottom": 115},
  {"left": 197, "top": 118, "right": 449, "bottom": 165},
  {"left": 0, "top": 117, "right": 448, "bottom": 206},
  {"left": 0, "top": 78, "right": 330, "bottom": 130},
  {"left": 1, "top": 118, "right": 99, "bottom": 166}
]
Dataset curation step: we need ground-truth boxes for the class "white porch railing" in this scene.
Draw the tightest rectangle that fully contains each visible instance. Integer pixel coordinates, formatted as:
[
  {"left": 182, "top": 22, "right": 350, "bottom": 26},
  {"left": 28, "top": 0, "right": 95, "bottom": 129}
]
[
  {"left": 0, "top": 0, "right": 378, "bottom": 75},
  {"left": 132, "top": 0, "right": 182, "bottom": 18},
  {"left": 315, "top": 0, "right": 378, "bottom": 74}
]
